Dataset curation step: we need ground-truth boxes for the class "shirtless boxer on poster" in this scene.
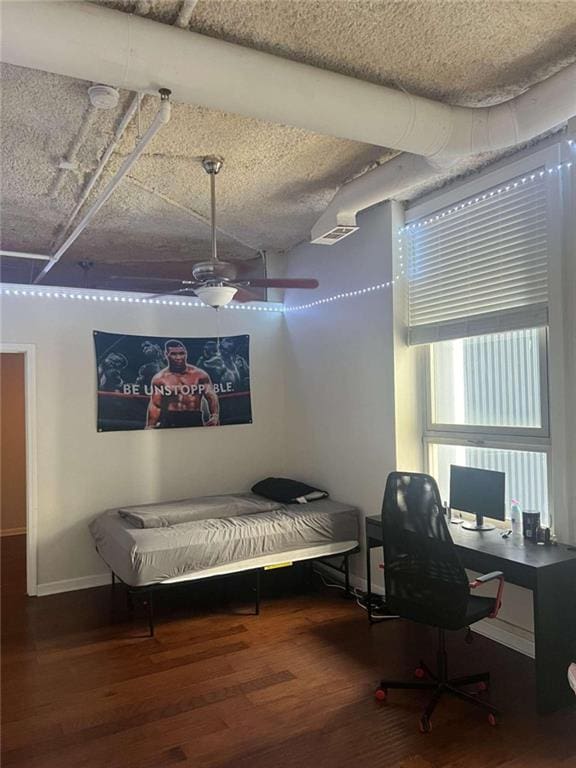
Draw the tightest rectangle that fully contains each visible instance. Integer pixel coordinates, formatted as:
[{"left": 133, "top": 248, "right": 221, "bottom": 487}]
[{"left": 146, "top": 339, "right": 220, "bottom": 429}]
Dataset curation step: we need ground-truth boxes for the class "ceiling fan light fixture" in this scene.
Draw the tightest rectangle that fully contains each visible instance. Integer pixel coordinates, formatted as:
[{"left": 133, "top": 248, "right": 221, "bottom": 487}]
[{"left": 194, "top": 285, "right": 237, "bottom": 308}]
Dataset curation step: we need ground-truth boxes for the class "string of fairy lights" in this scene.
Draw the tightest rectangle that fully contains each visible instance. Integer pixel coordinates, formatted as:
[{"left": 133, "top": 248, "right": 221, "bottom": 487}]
[
  {"left": 400, "top": 145, "right": 574, "bottom": 235},
  {"left": 1, "top": 141, "right": 573, "bottom": 315},
  {"left": 0, "top": 286, "right": 284, "bottom": 312}
]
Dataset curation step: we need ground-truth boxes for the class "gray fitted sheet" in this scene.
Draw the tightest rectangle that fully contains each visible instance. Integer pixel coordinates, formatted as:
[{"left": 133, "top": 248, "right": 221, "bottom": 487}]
[
  {"left": 89, "top": 495, "right": 359, "bottom": 587},
  {"left": 118, "top": 493, "right": 284, "bottom": 528}
]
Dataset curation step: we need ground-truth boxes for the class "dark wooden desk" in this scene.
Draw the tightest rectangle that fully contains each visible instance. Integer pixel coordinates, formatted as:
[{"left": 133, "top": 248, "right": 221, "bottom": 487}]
[{"left": 365, "top": 515, "right": 576, "bottom": 714}]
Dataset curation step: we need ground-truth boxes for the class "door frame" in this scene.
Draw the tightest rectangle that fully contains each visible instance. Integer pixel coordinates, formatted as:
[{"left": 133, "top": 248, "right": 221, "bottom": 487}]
[{"left": 0, "top": 343, "right": 38, "bottom": 595}]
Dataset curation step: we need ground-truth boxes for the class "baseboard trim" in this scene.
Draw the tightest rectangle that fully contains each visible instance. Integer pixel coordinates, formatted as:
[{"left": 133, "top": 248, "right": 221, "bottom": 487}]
[
  {"left": 313, "top": 561, "right": 384, "bottom": 596},
  {"left": 0, "top": 527, "right": 27, "bottom": 537},
  {"left": 37, "top": 573, "right": 110, "bottom": 596},
  {"left": 472, "top": 619, "right": 535, "bottom": 658},
  {"left": 346, "top": 573, "right": 386, "bottom": 596}
]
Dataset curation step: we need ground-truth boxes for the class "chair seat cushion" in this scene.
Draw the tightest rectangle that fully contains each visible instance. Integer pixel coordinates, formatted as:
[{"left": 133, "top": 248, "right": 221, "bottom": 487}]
[{"left": 465, "top": 594, "right": 495, "bottom": 625}]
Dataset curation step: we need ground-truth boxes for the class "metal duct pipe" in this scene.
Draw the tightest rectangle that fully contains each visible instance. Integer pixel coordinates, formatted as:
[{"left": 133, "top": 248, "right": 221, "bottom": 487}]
[
  {"left": 311, "top": 136, "right": 575, "bottom": 244},
  {"left": 2, "top": 2, "right": 575, "bottom": 161},
  {"left": 311, "top": 155, "right": 438, "bottom": 243},
  {"left": 34, "top": 90, "right": 171, "bottom": 283}
]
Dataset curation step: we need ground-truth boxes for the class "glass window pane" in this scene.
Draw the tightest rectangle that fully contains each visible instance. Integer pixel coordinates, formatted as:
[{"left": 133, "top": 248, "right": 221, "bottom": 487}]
[
  {"left": 430, "top": 443, "right": 549, "bottom": 526},
  {"left": 431, "top": 329, "right": 542, "bottom": 428}
]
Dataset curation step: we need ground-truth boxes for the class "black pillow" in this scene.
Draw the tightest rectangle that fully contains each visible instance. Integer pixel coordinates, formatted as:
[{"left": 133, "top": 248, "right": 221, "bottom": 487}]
[{"left": 251, "top": 477, "right": 328, "bottom": 504}]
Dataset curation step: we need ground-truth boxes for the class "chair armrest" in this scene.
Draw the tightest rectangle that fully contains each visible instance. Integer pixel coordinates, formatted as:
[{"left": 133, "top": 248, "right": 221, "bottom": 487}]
[
  {"left": 470, "top": 571, "right": 503, "bottom": 585},
  {"left": 469, "top": 571, "right": 504, "bottom": 618}
]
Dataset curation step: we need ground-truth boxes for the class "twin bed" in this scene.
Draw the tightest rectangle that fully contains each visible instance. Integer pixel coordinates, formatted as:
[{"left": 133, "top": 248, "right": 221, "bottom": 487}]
[{"left": 89, "top": 491, "right": 360, "bottom": 634}]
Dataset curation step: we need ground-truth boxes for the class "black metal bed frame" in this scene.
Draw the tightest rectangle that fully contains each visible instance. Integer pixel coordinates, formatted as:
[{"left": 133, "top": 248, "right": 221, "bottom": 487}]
[{"left": 111, "top": 546, "right": 360, "bottom": 637}]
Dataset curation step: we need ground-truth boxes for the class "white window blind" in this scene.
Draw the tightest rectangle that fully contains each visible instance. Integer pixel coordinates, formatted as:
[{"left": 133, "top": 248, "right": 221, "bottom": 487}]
[{"left": 406, "top": 169, "right": 549, "bottom": 346}]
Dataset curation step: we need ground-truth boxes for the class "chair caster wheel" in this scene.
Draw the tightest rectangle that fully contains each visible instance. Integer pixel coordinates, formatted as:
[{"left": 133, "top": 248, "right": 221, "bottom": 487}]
[
  {"left": 477, "top": 681, "right": 489, "bottom": 692},
  {"left": 375, "top": 688, "right": 387, "bottom": 702},
  {"left": 419, "top": 715, "right": 432, "bottom": 733},
  {"left": 414, "top": 667, "right": 426, "bottom": 679},
  {"left": 487, "top": 713, "right": 498, "bottom": 727}
]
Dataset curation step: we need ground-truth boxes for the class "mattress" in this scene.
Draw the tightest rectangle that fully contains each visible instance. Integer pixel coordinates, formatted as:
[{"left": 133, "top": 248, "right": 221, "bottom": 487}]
[
  {"left": 89, "top": 495, "right": 359, "bottom": 587},
  {"left": 118, "top": 493, "right": 284, "bottom": 528}
]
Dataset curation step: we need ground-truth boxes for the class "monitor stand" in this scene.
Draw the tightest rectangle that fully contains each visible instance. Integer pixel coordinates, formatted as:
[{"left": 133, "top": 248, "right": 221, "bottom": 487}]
[{"left": 461, "top": 514, "right": 495, "bottom": 532}]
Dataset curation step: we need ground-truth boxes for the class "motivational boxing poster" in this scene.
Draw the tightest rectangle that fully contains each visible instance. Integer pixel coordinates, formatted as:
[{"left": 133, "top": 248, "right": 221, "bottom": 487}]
[{"left": 94, "top": 331, "right": 252, "bottom": 432}]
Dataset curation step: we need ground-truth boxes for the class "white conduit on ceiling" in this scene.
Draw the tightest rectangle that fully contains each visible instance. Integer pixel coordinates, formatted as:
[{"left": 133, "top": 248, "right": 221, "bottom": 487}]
[
  {"left": 2, "top": 1, "right": 575, "bottom": 161},
  {"left": 34, "top": 92, "right": 171, "bottom": 284},
  {"left": 175, "top": 0, "right": 200, "bottom": 28},
  {"left": 127, "top": 176, "right": 260, "bottom": 252},
  {"left": 53, "top": 92, "right": 143, "bottom": 248},
  {"left": 51, "top": 103, "right": 97, "bottom": 195}
]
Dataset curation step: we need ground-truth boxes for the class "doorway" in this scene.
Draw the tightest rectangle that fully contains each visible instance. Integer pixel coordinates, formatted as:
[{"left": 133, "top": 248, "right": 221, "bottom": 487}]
[
  {"left": 0, "top": 345, "right": 37, "bottom": 596},
  {"left": 1, "top": 353, "right": 27, "bottom": 596}
]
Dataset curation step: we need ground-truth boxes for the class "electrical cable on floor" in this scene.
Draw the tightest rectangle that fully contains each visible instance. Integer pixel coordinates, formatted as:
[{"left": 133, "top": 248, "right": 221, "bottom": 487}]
[
  {"left": 313, "top": 568, "right": 399, "bottom": 619},
  {"left": 354, "top": 598, "right": 399, "bottom": 620}
]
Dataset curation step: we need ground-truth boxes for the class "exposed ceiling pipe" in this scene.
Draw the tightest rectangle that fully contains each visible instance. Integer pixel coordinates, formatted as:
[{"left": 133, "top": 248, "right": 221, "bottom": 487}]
[
  {"left": 175, "top": 0, "right": 199, "bottom": 29},
  {"left": 311, "top": 135, "right": 575, "bottom": 244},
  {"left": 53, "top": 92, "right": 143, "bottom": 249},
  {"left": 51, "top": 102, "right": 97, "bottom": 195},
  {"left": 0, "top": 250, "right": 50, "bottom": 261},
  {"left": 2, "top": 2, "right": 575, "bottom": 162},
  {"left": 311, "top": 155, "right": 437, "bottom": 244},
  {"left": 34, "top": 89, "right": 172, "bottom": 284}
]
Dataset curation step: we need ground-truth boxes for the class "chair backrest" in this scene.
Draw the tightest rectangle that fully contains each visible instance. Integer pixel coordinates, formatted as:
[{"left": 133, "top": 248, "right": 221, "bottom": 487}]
[{"left": 381, "top": 472, "right": 470, "bottom": 628}]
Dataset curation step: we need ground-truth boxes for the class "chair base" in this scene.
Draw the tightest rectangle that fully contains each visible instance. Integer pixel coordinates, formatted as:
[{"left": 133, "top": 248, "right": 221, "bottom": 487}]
[{"left": 376, "top": 629, "right": 500, "bottom": 731}]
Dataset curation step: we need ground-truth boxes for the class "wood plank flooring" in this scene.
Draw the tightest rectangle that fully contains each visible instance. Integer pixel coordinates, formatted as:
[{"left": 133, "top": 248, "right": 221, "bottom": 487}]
[{"left": 2, "top": 534, "right": 575, "bottom": 767}]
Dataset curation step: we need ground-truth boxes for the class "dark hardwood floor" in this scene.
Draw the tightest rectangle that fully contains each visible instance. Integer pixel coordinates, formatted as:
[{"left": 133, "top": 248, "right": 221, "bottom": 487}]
[{"left": 1, "top": 534, "right": 575, "bottom": 768}]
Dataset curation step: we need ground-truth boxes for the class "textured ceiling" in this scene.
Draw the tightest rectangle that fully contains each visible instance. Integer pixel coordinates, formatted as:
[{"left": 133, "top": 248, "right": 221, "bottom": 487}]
[
  {"left": 99, "top": 0, "right": 576, "bottom": 106},
  {"left": 1, "top": 0, "right": 576, "bottom": 290}
]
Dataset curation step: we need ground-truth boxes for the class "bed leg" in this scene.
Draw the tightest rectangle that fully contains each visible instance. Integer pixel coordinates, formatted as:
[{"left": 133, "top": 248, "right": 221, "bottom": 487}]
[
  {"left": 344, "top": 554, "right": 351, "bottom": 597},
  {"left": 111, "top": 571, "right": 116, "bottom": 592},
  {"left": 143, "top": 591, "right": 154, "bottom": 637},
  {"left": 255, "top": 570, "right": 261, "bottom": 616},
  {"left": 306, "top": 559, "right": 315, "bottom": 591}
]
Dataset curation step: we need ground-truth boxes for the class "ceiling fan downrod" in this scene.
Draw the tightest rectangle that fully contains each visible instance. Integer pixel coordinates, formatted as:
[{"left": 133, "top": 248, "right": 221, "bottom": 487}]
[{"left": 202, "top": 156, "right": 224, "bottom": 265}]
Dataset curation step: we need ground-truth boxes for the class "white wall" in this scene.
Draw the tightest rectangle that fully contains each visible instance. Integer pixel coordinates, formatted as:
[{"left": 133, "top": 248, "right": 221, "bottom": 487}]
[
  {"left": 283, "top": 203, "right": 398, "bottom": 580},
  {"left": 0, "top": 294, "right": 286, "bottom": 591}
]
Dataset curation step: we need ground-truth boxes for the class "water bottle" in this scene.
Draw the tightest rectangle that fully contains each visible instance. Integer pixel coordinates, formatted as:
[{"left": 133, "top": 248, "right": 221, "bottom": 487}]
[{"left": 510, "top": 499, "right": 522, "bottom": 536}]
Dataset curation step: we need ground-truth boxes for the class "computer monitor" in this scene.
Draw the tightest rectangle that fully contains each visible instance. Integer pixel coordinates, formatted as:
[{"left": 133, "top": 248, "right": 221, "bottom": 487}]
[{"left": 449, "top": 465, "right": 506, "bottom": 531}]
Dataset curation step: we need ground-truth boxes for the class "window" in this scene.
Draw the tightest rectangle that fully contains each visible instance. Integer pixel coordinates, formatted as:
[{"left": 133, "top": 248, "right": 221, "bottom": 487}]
[
  {"left": 405, "top": 168, "right": 549, "bottom": 346},
  {"left": 425, "top": 328, "right": 550, "bottom": 524},
  {"left": 403, "top": 161, "right": 556, "bottom": 527}
]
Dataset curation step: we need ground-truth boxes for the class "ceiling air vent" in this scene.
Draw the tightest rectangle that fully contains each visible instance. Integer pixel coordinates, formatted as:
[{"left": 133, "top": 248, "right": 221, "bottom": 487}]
[{"left": 311, "top": 225, "right": 359, "bottom": 245}]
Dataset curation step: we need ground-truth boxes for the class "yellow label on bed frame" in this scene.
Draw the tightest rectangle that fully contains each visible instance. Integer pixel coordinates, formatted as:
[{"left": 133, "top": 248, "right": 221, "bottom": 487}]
[{"left": 264, "top": 561, "right": 293, "bottom": 570}]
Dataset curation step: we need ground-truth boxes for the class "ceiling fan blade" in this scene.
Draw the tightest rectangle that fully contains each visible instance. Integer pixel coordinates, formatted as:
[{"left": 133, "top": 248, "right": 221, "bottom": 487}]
[
  {"left": 232, "top": 287, "right": 261, "bottom": 303},
  {"left": 240, "top": 278, "right": 319, "bottom": 289},
  {"left": 109, "top": 275, "right": 195, "bottom": 285},
  {"left": 144, "top": 288, "right": 197, "bottom": 300},
  {"left": 233, "top": 255, "right": 264, "bottom": 277}
]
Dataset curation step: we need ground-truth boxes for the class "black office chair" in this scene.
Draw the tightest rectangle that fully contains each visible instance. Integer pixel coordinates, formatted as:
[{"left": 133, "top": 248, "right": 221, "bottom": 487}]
[{"left": 375, "top": 472, "right": 504, "bottom": 732}]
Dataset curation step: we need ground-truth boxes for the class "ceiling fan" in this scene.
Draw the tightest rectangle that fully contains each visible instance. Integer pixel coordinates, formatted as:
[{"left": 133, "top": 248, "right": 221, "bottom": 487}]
[{"left": 110, "top": 156, "right": 319, "bottom": 308}]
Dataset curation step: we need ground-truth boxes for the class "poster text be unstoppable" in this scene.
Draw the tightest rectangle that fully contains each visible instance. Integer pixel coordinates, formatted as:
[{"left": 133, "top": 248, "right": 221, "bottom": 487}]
[{"left": 120, "top": 381, "right": 235, "bottom": 396}]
